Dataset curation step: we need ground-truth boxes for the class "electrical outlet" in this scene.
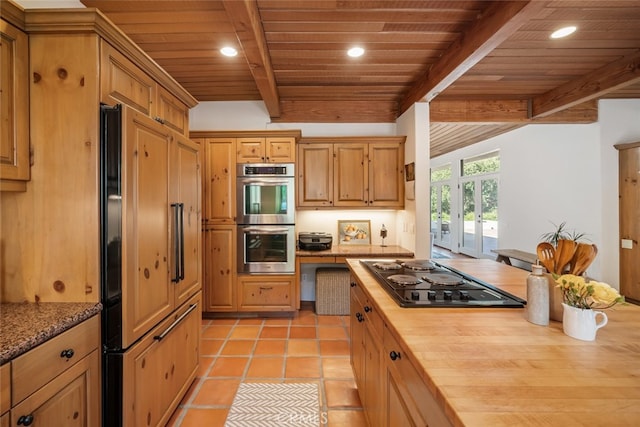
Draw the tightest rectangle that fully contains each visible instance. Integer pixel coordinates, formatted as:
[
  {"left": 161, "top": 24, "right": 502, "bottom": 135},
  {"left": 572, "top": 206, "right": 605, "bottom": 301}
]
[
  {"left": 621, "top": 239, "right": 633, "bottom": 249},
  {"left": 302, "top": 274, "right": 308, "bottom": 281}
]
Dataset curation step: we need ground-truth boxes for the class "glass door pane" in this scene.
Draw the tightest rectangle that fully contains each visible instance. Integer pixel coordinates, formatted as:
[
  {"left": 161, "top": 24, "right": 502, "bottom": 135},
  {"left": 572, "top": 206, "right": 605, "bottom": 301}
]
[
  {"left": 441, "top": 184, "right": 451, "bottom": 248},
  {"left": 461, "top": 181, "right": 476, "bottom": 255},
  {"left": 481, "top": 178, "right": 498, "bottom": 257}
]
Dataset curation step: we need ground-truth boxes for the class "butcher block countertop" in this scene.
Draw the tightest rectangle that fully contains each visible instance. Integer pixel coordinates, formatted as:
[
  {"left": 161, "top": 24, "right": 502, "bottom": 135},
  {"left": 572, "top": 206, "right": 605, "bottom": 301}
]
[
  {"left": 0, "top": 302, "right": 102, "bottom": 365},
  {"left": 347, "top": 258, "right": 640, "bottom": 426},
  {"left": 297, "top": 244, "right": 414, "bottom": 258}
]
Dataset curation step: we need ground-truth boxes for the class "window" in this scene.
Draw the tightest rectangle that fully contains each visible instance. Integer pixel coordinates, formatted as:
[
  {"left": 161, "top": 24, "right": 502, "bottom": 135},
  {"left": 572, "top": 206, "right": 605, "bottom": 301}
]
[
  {"left": 430, "top": 164, "right": 451, "bottom": 182},
  {"left": 461, "top": 151, "right": 500, "bottom": 176}
]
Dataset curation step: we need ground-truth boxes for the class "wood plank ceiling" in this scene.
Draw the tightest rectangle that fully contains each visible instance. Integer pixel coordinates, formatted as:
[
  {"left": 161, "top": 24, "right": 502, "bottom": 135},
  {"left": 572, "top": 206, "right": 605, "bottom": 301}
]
[{"left": 78, "top": 0, "right": 640, "bottom": 157}]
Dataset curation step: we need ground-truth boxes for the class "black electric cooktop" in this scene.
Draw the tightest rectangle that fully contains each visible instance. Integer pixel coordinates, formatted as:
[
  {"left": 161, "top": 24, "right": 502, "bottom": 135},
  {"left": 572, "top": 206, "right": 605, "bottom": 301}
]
[{"left": 360, "top": 260, "right": 526, "bottom": 308}]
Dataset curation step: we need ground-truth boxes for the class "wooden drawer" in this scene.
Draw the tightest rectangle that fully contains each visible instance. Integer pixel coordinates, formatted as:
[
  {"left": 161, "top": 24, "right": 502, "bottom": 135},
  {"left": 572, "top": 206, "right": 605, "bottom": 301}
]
[
  {"left": 352, "top": 280, "right": 383, "bottom": 333},
  {"left": 0, "top": 363, "right": 9, "bottom": 415},
  {"left": 238, "top": 276, "right": 294, "bottom": 310},
  {"left": 12, "top": 315, "right": 100, "bottom": 404},
  {"left": 383, "top": 325, "right": 451, "bottom": 427}
]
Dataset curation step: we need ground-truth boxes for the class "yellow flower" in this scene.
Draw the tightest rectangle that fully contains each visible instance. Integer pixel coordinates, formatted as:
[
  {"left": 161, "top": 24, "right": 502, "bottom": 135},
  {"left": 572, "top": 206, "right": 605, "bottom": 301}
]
[{"left": 555, "top": 274, "right": 624, "bottom": 309}]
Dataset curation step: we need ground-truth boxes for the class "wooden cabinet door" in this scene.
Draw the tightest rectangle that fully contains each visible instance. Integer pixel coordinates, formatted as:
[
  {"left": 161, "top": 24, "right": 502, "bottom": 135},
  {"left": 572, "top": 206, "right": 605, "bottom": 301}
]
[
  {"left": 203, "top": 226, "right": 236, "bottom": 312},
  {"left": 334, "top": 143, "right": 368, "bottom": 207},
  {"left": 266, "top": 137, "right": 295, "bottom": 163},
  {"left": 368, "top": 143, "right": 404, "bottom": 207},
  {"left": 0, "top": 20, "right": 29, "bottom": 187},
  {"left": 236, "top": 137, "right": 265, "bottom": 163},
  {"left": 10, "top": 350, "right": 100, "bottom": 427},
  {"left": 364, "top": 326, "right": 384, "bottom": 427},
  {"left": 297, "top": 143, "right": 333, "bottom": 207},
  {"left": 386, "top": 370, "right": 416, "bottom": 427},
  {"left": 100, "top": 40, "right": 156, "bottom": 116},
  {"left": 123, "top": 293, "right": 200, "bottom": 427},
  {"left": 156, "top": 85, "right": 189, "bottom": 136},
  {"left": 204, "top": 138, "right": 236, "bottom": 224},
  {"left": 350, "top": 290, "right": 365, "bottom": 389},
  {"left": 122, "top": 107, "right": 174, "bottom": 347},
  {"left": 618, "top": 143, "right": 640, "bottom": 302},
  {"left": 172, "top": 134, "right": 202, "bottom": 307}
]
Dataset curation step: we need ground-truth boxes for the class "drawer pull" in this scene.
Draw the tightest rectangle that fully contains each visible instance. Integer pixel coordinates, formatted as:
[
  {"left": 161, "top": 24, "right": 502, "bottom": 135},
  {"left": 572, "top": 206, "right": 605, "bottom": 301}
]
[
  {"left": 389, "top": 351, "right": 401, "bottom": 361},
  {"left": 364, "top": 306, "right": 372, "bottom": 313},
  {"left": 60, "top": 349, "right": 75, "bottom": 359},
  {"left": 259, "top": 286, "right": 273, "bottom": 291},
  {"left": 17, "top": 415, "right": 34, "bottom": 426},
  {"left": 154, "top": 303, "right": 198, "bottom": 341}
]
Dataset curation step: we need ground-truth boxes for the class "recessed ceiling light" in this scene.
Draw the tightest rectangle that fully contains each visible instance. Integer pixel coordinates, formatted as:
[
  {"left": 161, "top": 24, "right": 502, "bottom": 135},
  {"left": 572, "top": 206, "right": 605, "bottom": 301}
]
[
  {"left": 550, "top": 26, "right": 577, "bottom": 39},
  {"left": 347, "top": 46, "right": 365, "bottom": 58},
  {"left": 220, "top": 46, "right": 238, "bottom": 57}
]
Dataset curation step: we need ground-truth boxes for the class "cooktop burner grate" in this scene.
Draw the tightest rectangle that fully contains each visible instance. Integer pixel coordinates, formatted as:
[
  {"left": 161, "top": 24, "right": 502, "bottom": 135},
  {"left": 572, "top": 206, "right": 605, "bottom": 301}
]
[
  {"left": 372, "top": 262, "right": 402, "bottom": 271},
  {"left": 402, "top": 260, "right": 436, "bottom": 271}
]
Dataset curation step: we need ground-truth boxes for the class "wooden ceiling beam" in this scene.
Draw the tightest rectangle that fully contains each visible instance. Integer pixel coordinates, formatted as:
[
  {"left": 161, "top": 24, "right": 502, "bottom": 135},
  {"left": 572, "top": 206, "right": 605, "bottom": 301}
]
[
  {"left": 430, "top": 99, "right": 598, "bottom": 123},
  {"left": 223, "top": 0, "right": 281, "bottom": 118},
  {"left": 530, "top": 49, "right": 640, "bottom": 118},
  {"left": 399, "top": 0, "right": 547, "bottom": 116}
]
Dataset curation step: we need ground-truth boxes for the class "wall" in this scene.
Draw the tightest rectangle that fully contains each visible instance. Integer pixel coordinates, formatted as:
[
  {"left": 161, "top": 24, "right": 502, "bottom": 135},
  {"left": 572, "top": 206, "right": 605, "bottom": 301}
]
[{"left": 430, "top": 99, "right": 640, "bottom": 287}]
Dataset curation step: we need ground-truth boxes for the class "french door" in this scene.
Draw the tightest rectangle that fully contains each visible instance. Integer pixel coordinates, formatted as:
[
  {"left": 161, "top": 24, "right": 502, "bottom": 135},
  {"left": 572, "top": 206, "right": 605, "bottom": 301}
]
[
  {"left": 430, "top": 182, "right": 452, "bottom": 250},
  {"left": 459, "top": 175, "right": 499, "bottom": 258}
]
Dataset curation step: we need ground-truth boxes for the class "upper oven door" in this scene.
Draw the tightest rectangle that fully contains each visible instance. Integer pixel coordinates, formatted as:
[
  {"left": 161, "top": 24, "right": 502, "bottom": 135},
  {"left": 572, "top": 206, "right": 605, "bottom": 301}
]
[
  {"left": 236, "top": 175, "right": 295, "bottom": 224},
  {"left": 237, "top": 225, "right": 296, "bottom": 274}
]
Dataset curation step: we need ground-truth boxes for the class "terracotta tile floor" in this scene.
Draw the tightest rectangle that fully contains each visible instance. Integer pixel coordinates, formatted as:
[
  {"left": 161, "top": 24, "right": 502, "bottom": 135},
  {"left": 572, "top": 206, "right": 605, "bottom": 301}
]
[{"left": 166, "top": 307, "right": 367, "bottom": 427}]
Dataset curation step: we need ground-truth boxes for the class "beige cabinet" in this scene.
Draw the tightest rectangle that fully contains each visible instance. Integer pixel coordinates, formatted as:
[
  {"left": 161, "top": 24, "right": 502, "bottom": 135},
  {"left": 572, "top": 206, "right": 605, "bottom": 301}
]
[
  {"left": 238, "top": 275, "right": 296, "bottom": 311},
  {"left": 10, "top": 316, "right": 101, "bottom": 427},
  {"left": 0, "top": 17, "right": 30, "bottom": 191},
  {"left": 298, "top": 137, "right": 405, "bottom": 208},
  {"left": 203, "top": 226, "right": 237, "bottom": 312},
  {"left": 616, "top": 142, "right": 640, "bottom": 303},
  {"left": 236, "top": 137, "right": 296, "bottom": 163},
  {"left": 123, "top": 292, "right": 201, "bottom": 427}
]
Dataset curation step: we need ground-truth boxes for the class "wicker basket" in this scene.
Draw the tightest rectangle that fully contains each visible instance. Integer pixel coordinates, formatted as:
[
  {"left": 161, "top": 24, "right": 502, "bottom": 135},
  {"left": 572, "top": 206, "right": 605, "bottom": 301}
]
[{"left": 315, "top": 267, "right": 350, "bottom": 315}]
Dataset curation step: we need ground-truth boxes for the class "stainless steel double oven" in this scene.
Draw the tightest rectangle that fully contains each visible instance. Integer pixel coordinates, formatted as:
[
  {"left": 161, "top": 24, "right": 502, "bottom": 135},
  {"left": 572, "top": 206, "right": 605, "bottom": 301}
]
[{"left": 236, "top": 163, "right": 295, "bottom": 273}]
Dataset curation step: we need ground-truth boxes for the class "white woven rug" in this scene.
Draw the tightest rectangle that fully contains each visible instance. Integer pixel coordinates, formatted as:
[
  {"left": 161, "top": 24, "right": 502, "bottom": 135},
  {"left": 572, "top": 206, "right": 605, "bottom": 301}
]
[{"left": 225, "top": 382, "right": 320, "bottom": 427}]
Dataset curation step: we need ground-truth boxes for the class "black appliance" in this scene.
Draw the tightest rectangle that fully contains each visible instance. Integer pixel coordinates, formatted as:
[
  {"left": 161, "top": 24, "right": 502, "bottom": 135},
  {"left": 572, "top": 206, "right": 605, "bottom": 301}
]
[
  {"left": 298, "top": 231, "right": 332, "bottom": 251},
  {"left": 361, "top": 259, "right": 525, "bottom": 308}
]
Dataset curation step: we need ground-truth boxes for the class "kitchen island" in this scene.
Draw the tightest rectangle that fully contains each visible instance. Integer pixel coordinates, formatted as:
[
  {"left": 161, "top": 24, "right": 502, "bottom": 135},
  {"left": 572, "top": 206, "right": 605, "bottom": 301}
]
[{"left": 347, "top": 258, "right": 640, "bottom": 426}]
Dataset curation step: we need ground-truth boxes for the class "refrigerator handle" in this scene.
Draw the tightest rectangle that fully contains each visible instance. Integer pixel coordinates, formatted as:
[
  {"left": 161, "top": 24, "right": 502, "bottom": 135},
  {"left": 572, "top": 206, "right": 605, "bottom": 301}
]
[
  {"left": 170, "top": 203, "right": 182, "bottom": 283},
  {"left": 178, "top": 203, "right": 185, "bottom": 281},
  {"left": 153, "top": 302, "right": 198, "bottom": 341}
]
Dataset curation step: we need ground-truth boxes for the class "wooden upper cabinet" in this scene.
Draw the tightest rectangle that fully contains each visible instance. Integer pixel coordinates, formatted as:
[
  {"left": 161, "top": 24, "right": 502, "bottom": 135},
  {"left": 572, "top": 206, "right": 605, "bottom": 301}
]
[
  {"left": 297, "top": 137, "right": 405, "bottom": 209},
  {"left": 334, "top": 143, "right": 368, "bottom": 207},
  {"left": 100, "top": 40, "right": 156, "bottom": 116},
  {"left": 0, "top": 19, "right": 29, "bottom": 191},
  {"left": 368, "top": 143, "right": 404, "bottom": 208},
  {"left": 266, "top": 137, "right": 296, "bottom": 163},
  {"left": 156, "top": 85, "right": 189, "bottom": 136},
  {"left": 297, "top": 143, "right": 334, "bottom": 207},
  {"left": 237, "top": 137, "right": 296, "bottom": 163}
]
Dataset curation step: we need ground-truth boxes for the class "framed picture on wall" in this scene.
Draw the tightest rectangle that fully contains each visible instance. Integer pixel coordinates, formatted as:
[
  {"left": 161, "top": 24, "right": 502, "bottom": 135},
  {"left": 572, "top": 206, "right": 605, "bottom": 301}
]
[{"left": 338, "top": 220, "right": 371, "bottom": 245}]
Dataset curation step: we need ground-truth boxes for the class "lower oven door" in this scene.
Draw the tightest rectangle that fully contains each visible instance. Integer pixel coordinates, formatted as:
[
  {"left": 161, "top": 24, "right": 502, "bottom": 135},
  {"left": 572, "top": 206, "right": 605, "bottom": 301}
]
[{"left": 237, "top": 225, "right": 295, "bottom": 274}]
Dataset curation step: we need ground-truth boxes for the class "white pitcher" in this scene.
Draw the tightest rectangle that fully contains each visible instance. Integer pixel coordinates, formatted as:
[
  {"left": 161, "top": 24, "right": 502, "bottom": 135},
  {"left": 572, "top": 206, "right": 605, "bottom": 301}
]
[{"left": 562, "top": 303, "right": 608, "bottom": 341}]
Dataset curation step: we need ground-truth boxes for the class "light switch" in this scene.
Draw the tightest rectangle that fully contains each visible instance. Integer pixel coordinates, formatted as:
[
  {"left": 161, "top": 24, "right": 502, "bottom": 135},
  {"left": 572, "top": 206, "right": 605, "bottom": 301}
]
[{"left": 621, "top": 239, "right": 633, "bottom": 249}]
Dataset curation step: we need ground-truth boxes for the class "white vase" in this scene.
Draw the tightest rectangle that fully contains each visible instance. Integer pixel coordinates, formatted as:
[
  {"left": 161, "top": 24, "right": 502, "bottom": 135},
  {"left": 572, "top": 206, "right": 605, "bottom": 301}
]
[{"left": 562, "top": 303, "right": 608, "bottom": 341}]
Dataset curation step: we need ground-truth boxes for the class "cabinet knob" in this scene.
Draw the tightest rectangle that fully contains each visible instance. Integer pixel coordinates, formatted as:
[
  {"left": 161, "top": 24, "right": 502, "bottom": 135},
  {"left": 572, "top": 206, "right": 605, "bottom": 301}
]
[
  {"left": 350, "top": 282, "right": 356, "bottom": 287},
  {"left": 389, "top": 351, "right": 401, "bottom": 361},
  {"left": 364, "top": 306, "right": 371, "bottom": 313},
  {"left": 60, "top": 348, "right": 75, "bottom": 359},
  {"left": 17, "top": 415, "right": 34, "bottom": 426},
  {"left": 356, "top": 312, "right": 364, "bottom": 322}
]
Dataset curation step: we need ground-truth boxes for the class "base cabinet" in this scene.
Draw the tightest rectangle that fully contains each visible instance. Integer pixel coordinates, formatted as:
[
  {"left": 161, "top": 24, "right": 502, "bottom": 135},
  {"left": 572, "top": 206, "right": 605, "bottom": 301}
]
[
  {"left": 350, "top": 278, "right": 452, "bottom": 427},
  {"left": 203, "top": 226, "right": 237, "bottom": 311},
  {"left": 238, "top": 275, "right": 296, "bottom": 311},
  {"left": 8, "top": 315, "right": 101, "bottom": 427}
]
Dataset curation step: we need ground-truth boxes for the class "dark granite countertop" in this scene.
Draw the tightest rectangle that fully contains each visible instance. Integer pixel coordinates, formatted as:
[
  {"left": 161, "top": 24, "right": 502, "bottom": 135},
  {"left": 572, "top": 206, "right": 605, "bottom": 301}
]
[{"left": 0, "top": 302, "right": 102, "bottom": 365}]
